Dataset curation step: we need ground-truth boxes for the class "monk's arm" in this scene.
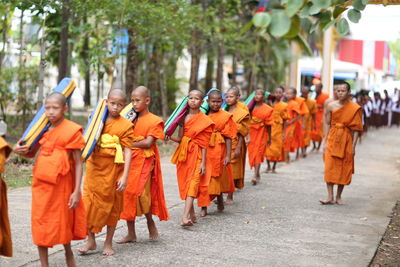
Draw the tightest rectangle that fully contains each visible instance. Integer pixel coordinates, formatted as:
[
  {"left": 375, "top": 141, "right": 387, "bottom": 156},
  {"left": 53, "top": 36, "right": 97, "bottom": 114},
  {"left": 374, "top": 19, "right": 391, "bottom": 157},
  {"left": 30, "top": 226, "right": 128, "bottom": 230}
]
[
  {"left": 352, "top": 131, "right": 360, "bottom": 156},
  {"left": 167, "top": 125, "right": 183, "bottom": 143},
  {"left": 13, "top": 140, "right": 39, "bottom": 158},
  {"left": 322, "top": 107, "right": 332, "bottom": 148},
  {"left": 266, "top": 125, "right": 272, "bottom": 146},
  {"left": 200, "top": 148, "right": 207, "bottom": 175},
  {"left": 132, "top": 136, "right": 156, "bottom": 149},
  {"left": 282, "top": 122, "right": 287, "bottom": 139},
  {"left": 286, "top": 114, "right": 299, "bottom": 125},
  {"left": 69, "top": 149, "right": 83, "bottom": 209},
  {"left": 301, "top": 115, "right": 306, "bottom": 130},
  {"left": 116, "top": 147, "right": 132, "bottom": 192},
  {"left": 312, "top": 113, "right": 317, "bottom": 131},
  {"left": 224, "top": 137, "right": 232, "bottom": 166},
  {"left": 234, "top": 134, "right": 243, "bottom": 158}
]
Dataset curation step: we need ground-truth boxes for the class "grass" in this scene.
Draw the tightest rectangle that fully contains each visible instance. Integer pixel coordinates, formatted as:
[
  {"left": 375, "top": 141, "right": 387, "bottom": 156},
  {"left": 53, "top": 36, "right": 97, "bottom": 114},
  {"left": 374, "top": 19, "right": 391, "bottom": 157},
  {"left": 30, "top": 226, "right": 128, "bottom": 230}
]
[{"left": 3, "top": 156, "right": 33, "bottom": 189}]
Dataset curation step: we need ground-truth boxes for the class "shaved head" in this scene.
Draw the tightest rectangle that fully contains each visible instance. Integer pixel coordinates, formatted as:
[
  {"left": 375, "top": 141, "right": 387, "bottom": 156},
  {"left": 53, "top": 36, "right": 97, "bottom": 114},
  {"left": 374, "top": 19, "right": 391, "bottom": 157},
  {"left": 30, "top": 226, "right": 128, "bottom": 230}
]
[
  {"left": 208, "top": 89, "right": 222, "bottom": 99},
  {"left": 108, "top": 89, "right": 126, "bottom": 102},
  {"left": 227, "top": 86, "right": 240, "bottom": 97},
  {"left": 132, "top": 86, "right": 150, "bottom": 98},
  {"left": 189, "top": 89, "right": 204, "bottom": 99},
  {"left": 255, "top": 88, "right": 265, "bottom": 94},
  {"left": 46, "top": 92, "right": 67, "bottom": 106}
]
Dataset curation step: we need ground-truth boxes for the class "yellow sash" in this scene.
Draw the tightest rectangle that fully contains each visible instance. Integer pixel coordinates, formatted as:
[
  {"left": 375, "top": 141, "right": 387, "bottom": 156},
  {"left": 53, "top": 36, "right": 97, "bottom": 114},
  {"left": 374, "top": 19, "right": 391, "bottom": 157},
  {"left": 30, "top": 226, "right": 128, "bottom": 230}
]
[
  {"left": 100, "top": 134, "right": 124, "bottom": 163},
  {"left": 209, "top": 130, "right": 225, "bottom": 147},
  {"left": 132, "top": 136, "right": 155, "bottom": 158},
  {"left": 171, "top": 136, "right": 191, "bottom": 164}
]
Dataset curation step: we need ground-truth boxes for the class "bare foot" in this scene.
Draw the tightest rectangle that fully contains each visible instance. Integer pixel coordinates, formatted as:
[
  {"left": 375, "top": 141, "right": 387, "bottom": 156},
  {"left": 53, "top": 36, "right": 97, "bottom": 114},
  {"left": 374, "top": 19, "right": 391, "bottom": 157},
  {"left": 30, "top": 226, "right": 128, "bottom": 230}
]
[
  {"left": 77, "top": 241, "right": 97, "bottom": 255},
  {"left": 199, "top": 207, "right": 207, "bottom": 217},
  {"left": 271, "top": 169, "right": 277, "bottom": 174},
  {"left": 189, "top": 210, "right": 197, "bottom": 223},
  {"left": 217, "top": 200, "right": 224, "bottom": 212},
  {"left": 115, "top": 234, "right": 136, "bottom": 244},
  {"left": 256, "top": 176, "right": 261, "bottom": 182},
  {"left": 147, "top": 220, "right": 159, "bottom": 240},
  {"left": 263, "top": 167, "right": 271, "bottom": 173},
  {"left": 225, "top": 198, "right": 234, "bottom": 205},
  {"left": 251, "top": 177, "right": 257, "bottom": 185},
  {"left": 319, "top": 199, "right": 335, "bottom": 205},
  {"left": 180, "top": 218, "right": 193, "bottom": 227},
  {"left": 102, "top": 245, "right": 114, "bottom": 256},
  {"left": 66, "top": 253, "right": 76, "bottom": 267},
  {"left": 335, "top": 199, "right": 346, "bottom": 205}
]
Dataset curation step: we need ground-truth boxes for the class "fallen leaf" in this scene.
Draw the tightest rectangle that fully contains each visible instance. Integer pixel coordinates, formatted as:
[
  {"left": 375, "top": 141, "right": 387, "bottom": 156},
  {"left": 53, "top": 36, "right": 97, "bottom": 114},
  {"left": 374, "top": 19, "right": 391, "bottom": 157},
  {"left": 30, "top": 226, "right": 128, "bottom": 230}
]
[{"left": 360, "top": 217, "right": 368, "bottom": 221}]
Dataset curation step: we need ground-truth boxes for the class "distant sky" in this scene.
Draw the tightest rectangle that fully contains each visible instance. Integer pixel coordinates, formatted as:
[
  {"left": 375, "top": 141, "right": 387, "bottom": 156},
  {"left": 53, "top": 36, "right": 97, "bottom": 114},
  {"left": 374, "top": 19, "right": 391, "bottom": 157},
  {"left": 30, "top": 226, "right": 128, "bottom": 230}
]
[{"left": 348, "top": 4, "right": 400, "bottom": 41}]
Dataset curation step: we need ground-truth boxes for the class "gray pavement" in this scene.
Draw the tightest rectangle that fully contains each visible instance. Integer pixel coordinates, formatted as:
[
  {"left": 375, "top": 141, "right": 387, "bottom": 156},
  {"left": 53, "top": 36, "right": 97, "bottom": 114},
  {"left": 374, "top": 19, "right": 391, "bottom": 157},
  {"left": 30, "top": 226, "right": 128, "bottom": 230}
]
[{"left": 1, "top": 127, "right": 400, "bottom": 266}]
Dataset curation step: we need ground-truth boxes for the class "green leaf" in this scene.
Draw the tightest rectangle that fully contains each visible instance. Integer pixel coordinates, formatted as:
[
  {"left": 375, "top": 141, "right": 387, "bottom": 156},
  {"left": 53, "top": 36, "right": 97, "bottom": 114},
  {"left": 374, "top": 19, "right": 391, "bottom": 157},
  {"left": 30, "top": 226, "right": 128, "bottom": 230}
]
[
  {"left": 322, "top": 18, "right": 337, "bottom": 31},
  {"left": 347, "top": 9, "right": 361, "bottom": 23},
  {"left": 299, "top": 2, "right": 312, "bottom": 18},
  {"left": 312, "top": 0, "right": 331, "bottom": 10},
  {"left": 294, "top": 34, "right": 313, "bottom": 56},
  {"left": 270, "top": 11, "right": 291, "bottom": 37},
  {"left": 285, "top": 0, "right": 304, "bottom": 17},
  {"left": 308, "top": 3, "right": 322, "bottom": 15},
  {"left": 337, "top": 18, "right": 350, "bottom": 35},
  {"left": 318, "top": 11, "right": 332, "bottom": 30},
  {"left": 252, "top": 12, "right": 272, "bottom": 28},
  {"left": 361, "top": 0, "right": 369, "bottom": 4},
  {"left": 352, "top": 0, "right": 367, "bottom": 11},
  {"left": 240, "top": 20, "right": 253, "bottom": 35},
  {"left": 284, "top": 15, "right": 301, "bottom": 38},
  {"left": 333, "top": 6, "right": 347, "bottom": 18}
]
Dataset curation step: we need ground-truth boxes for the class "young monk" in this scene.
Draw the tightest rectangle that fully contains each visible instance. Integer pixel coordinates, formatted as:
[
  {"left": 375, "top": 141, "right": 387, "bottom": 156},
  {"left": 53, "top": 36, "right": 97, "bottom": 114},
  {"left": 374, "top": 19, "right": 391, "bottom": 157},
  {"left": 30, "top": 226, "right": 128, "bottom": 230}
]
[
  {"left": 167, "top": 90, "right": 214, "bottom": 226},
  {"left": 79, "top": 89, "right": 133, "bottom": 256},
  {"left": 265, "top": 87, "right": 289, "bottom": 173},
  {"left": 14, "top": 92, "right": 86, "bottom": 267},
  {"left": 247, "top": 88, "right": 273, "bottom": 185},
  {"left": 0, "top": 129, "right": 12, "bottom": 258},
  {"left": 320, "top": 82, "right": 362, "bottom": 205},
  {"left": 311, "top": 83, "right": 329, "bottom": 151},
  {"left": 199, "top": 90, "right": 236, "bottom": 216},
  {"left": 300, "top": 87, "right": 317, "bottom": 157},
  {"left": 224, "top": 88, "right": 250, "bottom": 204},
  {"left": 294, "top": 89, "right": 310, "bottom": 159},
  {"left": 117, "top": 86, "right": 169, "bottom": 243},
  {"left": 283, "top": 88, "right": 301, "bottom": 163}
]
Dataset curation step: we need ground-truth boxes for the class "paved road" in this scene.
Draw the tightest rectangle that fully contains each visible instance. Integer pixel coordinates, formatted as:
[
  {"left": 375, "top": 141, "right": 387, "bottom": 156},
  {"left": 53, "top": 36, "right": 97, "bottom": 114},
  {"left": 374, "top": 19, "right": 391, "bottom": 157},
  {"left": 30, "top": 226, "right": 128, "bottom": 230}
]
[{"left": 1, "top": 128, "right": 400, "bottom": 267}]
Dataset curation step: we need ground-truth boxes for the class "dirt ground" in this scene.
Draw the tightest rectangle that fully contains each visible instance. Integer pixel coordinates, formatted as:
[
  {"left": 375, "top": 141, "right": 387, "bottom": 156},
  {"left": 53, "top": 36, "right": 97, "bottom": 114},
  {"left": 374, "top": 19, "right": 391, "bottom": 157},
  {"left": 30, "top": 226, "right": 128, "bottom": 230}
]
[{"left": 370, "top": 201, "right": 400, "bottom": 266}]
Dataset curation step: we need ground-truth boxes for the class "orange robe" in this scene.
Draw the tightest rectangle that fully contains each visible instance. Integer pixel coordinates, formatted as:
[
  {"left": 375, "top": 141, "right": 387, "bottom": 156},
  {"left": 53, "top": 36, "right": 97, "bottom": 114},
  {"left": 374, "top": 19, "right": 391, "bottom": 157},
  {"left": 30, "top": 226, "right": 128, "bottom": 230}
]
[
  {"left": 237, "top": 101, "right": 249, "bottom": 112},
  {"left": 223, "top": 104, "right": 250, "bottom": 189},
  {"left": 266, "top": 102, "right": 289, "bottom": 162},
  {"left": 311, "top": 93, "right": 329, "bottom": 142},
  {"left": 294, "top": 97, "right": 309, "bottom": 149},
  {"left": 303, "top": 98, "right": 317, "bottom": 147},
  {"left": 120, "top": 112, "right": 169, "bottom": 221},
  {"left": 0, "top": 137, "right": 12, "bottom": 257},
  {"left": 171, "top": 112, "right": 214, "bottom": 205},
  {"left": 324, "top": 101, "right": 363, "bottom": 185},
  {"left": 31, "top": 119, "right": 86, "bottom": 247},
  {"left": 247, "top": 103, "right": 273, "bottom": 168},
  {"left": 284, "top": 100, "right": 301, "bottom": 153},
  {"left": 84, "top": 116, "right": 133, "bottom": 233},
  {"left": 207, "top": 110, "right": 237, "bottom": 197}
]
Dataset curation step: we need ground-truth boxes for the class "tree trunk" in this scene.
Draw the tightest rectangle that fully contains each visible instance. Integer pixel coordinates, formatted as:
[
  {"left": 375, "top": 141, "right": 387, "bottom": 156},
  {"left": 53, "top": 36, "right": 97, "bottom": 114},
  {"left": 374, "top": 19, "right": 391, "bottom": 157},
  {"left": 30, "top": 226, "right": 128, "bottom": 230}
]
[
  {"left": 0, "top": 5, "right": 10, "bottom": 74},
  {"left": 125, "top": 28, "right": 139, "bottom": 96},
  {"left": 189, "top": 29, "right": 201, "bottom": 91},
  {"left": 143, "top": 40, "right": 151, "bottom": 87},
  {"left": 159, "top": 50, "right": 168, "bottom": 119},
  {"left": 205, "top": 46, "right": 214, "bottom": 92},
  {"left": 231, "top": 52, "right": 237, "bottom": 86},
  {"left": 58, "top": 0, "right": 69, "bottom": 82},
  {"left": 18, "top": 10, "right": 27, "bottom": 126},
  {"left": 82, "top": 14, "right": 91, "bottom": 106},
  {"left": 216, "top": 4, "right": 225, "bottom": 91}
]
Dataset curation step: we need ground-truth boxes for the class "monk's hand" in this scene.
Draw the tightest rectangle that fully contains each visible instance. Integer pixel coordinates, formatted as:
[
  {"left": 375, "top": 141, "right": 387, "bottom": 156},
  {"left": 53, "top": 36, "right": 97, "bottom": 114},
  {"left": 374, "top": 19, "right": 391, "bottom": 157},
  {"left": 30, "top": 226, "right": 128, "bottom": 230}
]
[
  {"left": 200, "top": 163, "right": 206, "bottom": 176},
  {"left": 68, "top": 191, "right": 80, "bottom": 209},
  {"left": 164, "top": 135, "right": 170, "bottom": 141},
  {"left": 223, "top": 156, "right": 231, "bottom": 166},
  {"left": 116, "top": 177, "right": 127, "bottom": 192},
  {"left": 13, "top": 140, "right": 29, "bottom": 155},
  {"left": 282, "top": 133, "right": 286, "bottom": 140},
  {"left": 267, "top": 139, "right": 272, "bottom": 146},
  {"left": 233, "top": 147, "right": 241, "bottom": 159}
]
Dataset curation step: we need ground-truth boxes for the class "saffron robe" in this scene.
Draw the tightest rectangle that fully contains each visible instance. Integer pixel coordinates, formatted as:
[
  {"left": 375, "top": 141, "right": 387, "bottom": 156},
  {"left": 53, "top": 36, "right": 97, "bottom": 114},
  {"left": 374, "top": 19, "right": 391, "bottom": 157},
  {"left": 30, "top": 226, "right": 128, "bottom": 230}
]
[
  {"left": 311, "top": 93, "right": 329, "bottom": 142},
  {"left": 266, "top": 102, "right": 289, "bottom": 162},
  {"left": 284, "top": 100, "right": 301, "bottom": 153},
  {"left": 84, "top": 116, "right": 133, "bottom": 233},
  {"left": 324, "top": 101, "right": 363, "bottom": 185},
  {"left": 247, "top": 103, "right": 273, "bottom": 168},
  {"left": 222, "top": 104, "right": 250, "bottom": 189},
  {"left": 171, "top": 112, "right": 214, "bottom": 204},
  {"left": 120, "top": 112, "right": 169, "bottom": 221},
  {"left": 294, "top": 97, "right": 309, "bottom": 149},
  {"left": 303, "top": 98, "right": 317, "bottom": 147},
  {"left": 31, "top": 119, "right": 86, "bottom": 247},
  {"left": 206, "top": 110, "right": 237, "bottom": 196},
  {"left": 0, "top": 137, "right": 12, "bottom": 257},
  {"left": 237, "top": 101, "right": 249, "bottom": 112}
]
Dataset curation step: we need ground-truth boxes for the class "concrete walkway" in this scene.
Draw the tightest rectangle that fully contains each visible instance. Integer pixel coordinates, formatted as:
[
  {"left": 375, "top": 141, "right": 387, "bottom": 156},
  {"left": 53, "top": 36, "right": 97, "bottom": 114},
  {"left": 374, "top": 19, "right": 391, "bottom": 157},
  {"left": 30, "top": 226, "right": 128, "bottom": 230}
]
[{"left": 1, "top": 128, "right": 400, "bottom": 267}]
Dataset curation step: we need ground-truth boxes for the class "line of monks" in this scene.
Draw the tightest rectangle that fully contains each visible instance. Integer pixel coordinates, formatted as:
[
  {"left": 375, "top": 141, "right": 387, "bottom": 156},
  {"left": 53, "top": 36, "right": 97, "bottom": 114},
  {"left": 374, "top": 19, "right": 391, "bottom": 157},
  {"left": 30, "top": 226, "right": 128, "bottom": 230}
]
[{"left": 0, "top": 81, "right": 363, "bottom": 267}]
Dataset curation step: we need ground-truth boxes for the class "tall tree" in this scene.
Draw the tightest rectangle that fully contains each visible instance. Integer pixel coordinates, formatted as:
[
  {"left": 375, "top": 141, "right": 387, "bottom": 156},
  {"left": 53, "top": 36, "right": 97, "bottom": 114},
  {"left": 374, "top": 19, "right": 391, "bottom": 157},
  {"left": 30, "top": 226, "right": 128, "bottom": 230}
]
[{"left": 58, "top": 0, "right": 69, "bottom": 82}]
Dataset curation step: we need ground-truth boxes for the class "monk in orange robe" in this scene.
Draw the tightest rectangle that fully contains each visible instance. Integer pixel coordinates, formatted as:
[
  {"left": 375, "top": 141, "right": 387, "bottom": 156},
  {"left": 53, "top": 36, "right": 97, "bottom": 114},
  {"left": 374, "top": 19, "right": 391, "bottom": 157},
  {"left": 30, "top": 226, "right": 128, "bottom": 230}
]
[
  {"left": 118, "top": 86, "right": 169, "bottom": 244},
  {"left": 224, "top": 88, "right": 250, "bottom": 204},
  {"left": 14, "top": 93, "right": 86, "bottom": 267},
  {"left": 300, "top": 87, "right": 317, "bottom": 157},
  {"left": 265, "top": 87, "right": 289, "bottom": 173},
  {"left": 79, "top": 89, "right": 133, "bottom": 256},
  {"left": 199, "top": 90, "right": 236, "bottom": 216},
  {"left": 0, "top": 135, "right": 12, "bottom": 257},
  {"left": 247, "top": 89, "right": 273, "bottom": 185},
  {"left": 294, "top": 90, "right": 309, "bottom": 159},
  {"left": 167, "top": 90, "right": 214, "bottom": 226},
  {"left": 117, "top": 86, "right": 169, "bottom": 244},
  {"left": 284, "top": 87, "right": 301, "bottom": 163},
  {"left": 320, "top": 82, "right": 362, "bottom": 205},
  {"left": 311, "top": 83, "right": 329, "bottom": 151}
]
